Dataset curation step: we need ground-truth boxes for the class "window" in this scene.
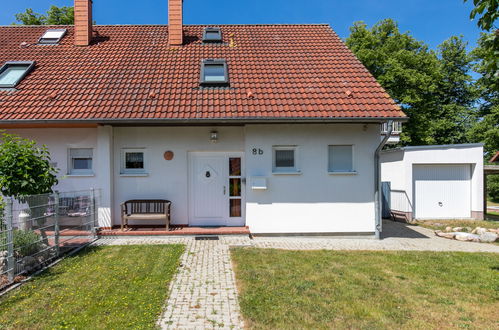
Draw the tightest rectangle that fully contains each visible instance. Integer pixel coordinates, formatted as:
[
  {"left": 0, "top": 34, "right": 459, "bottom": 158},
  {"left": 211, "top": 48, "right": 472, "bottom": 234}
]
[
  {"left": 203, "top": 27, "right": 222, "bottom": 43},
  {"left": 0, "top": 61, "right": 35, "bottom": 88},
  {"left": 121, "top": 149, "right": 146, "bottom": 174},
  {"left": 328, "top": 145, "right": 354, "bottom": 173},
  {"left": 69, "top": 148, "right": 93, "bottom": 175},
  {"left": 200, "top": 59, "right": 229, "bottom": 86},
  {"left": 38, "top": 29, "right": 67, "bottom": 44},
  {"left": 273, "top": 146, "right": 299, "bottom": 173}
]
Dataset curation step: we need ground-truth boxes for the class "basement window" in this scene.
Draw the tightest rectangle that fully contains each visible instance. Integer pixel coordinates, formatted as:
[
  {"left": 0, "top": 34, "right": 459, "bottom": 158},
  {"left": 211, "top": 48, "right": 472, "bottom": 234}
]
[
  {"left": 203, "top": 27, "right": 222, "bottom": 43},
  {"left": 0, "top": 61, "right": 35, "bottom": 88},
  {"left": 38, "top": 29, "right": 67, "bottom": 44},
  {"left": 200, "top": 59, "right": 229, "bottom": 86}
]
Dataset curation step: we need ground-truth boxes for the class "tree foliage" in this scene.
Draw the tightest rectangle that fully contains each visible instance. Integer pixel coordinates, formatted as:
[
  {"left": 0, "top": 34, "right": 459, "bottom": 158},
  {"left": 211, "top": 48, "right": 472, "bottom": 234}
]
[
  {"left": 346, "top": 19, "right": 477, "bottom": 145},
  {"left": 464, "top": 0, "right": 499, "bottom": 88},
  {"left": 14, "top": 6, "right": 74, "bottom": 25},
  {"left": 0, "top": 133, "right": 58, "bottom": 198}
]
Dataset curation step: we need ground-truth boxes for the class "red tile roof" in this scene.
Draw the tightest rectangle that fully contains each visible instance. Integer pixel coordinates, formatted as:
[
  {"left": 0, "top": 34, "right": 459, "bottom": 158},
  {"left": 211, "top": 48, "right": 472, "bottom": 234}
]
[
  {"left": 490, "top": 151, "right": 499, "bottom": 163},
  {"left": 0, "top": 24, "right": 405, "bottom": 122}
]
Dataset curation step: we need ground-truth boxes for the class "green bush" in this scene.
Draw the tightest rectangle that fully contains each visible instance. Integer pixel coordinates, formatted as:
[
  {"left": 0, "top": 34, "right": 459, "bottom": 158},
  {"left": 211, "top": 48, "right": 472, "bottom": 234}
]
[
  {"left": 13, "top": 229, "right": 43, "bottom": 257},
  {"left": 488, "top": 175, "right": 499, "bottom": 202}
]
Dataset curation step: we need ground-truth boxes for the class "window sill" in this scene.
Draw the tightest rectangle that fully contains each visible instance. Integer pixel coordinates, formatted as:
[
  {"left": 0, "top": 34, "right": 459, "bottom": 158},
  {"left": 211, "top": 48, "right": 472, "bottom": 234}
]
[
  {"left": 272, "top": 170, "right": 302, "bottom": 175},
  {"left": 328, "top": 171, "right": 357, "bottom": 175},
  {"left": 120, "top": 173, "right": 149, "bottom": 177},
  {"left": 66, "top": 173, "right": 95, "bottom": 177}
]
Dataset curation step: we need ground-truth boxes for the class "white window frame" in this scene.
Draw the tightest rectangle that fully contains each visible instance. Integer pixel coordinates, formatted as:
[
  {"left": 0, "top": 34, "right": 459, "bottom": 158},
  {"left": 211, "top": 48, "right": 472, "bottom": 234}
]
[
  {"left": 68, "top": 148, "right": 94, "bottom": 176},
  {"left": 328, "top": 144, "right": 356, "bottom": 174},
  {"left": 272, "top": 146, "right": 300, "bottom": 174},
  {"left": 121, "top": 148, "right": 147, "bottom": 175}
]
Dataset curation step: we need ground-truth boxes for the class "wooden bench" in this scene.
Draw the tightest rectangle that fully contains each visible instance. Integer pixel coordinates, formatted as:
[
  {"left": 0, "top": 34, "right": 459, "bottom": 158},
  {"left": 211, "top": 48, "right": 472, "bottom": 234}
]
[{"left": 120, "top": 199, "right": 171, "bottom": 231}]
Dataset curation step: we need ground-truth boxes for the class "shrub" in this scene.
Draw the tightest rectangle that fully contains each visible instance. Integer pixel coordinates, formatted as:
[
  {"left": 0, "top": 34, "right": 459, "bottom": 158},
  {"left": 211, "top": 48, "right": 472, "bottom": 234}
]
[
  {"left": 13, "top": 230, "right": 43, "bottom": 257},
  {"left": 488, "top": 175, "right": 499, "bottom": 202}
]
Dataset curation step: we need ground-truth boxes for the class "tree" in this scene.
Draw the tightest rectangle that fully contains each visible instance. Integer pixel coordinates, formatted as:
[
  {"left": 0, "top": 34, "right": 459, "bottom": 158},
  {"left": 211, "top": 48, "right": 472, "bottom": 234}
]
[
  {"left": 464, "top": 0, "right": 499, "bottom": 88},
  {"left": 14, "top": 6, "right": 74, "bottom": 25},
  {"left": 346, "top": 19, "right": 477, "bottom": 145},
  {"left": 0, "top": 133, "right": 58, "bottom": 198},
  {"left": 0, "top": 133, "right": 58, "bottom": 245},
  {"left": 432, "top": 36, "right": 477, "bottom": 144}
]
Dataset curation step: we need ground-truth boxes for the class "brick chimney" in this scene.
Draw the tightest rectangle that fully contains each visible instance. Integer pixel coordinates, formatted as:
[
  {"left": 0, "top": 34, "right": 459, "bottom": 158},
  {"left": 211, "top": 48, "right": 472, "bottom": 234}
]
[
  {"left": 74, "top": 0, "right": 93, "bottom": 46},
  {"left": 168, "top": 0, "right": 183, "bottom": 46}
]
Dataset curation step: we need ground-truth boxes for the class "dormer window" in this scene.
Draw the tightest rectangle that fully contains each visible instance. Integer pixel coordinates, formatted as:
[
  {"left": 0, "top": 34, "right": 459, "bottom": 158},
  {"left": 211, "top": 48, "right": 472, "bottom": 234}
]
[
  {"left": 203, "top": 27, "right": 222, "bottom": 43},
  {"left": 200, "top": 59, "right": 229, "bottom": 86},
  {"left": 0, "top": 61, "right": 35, "bottom": 88},
  {"left": 38, "top": 29, "right": 67, "bottom": 45}
]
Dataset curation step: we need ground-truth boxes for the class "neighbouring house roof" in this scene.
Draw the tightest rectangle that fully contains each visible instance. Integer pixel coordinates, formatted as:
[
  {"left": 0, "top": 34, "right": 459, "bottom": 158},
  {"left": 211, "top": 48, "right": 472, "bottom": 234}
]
[
  {"left": 0, "top": 24, "right": 406, "bottom": 123},
  {"left": 381, "top": 143, "right": 485, "bottom": 154},
  {"left": 490, "top": 151, "right": 499, "bottom": 163}
]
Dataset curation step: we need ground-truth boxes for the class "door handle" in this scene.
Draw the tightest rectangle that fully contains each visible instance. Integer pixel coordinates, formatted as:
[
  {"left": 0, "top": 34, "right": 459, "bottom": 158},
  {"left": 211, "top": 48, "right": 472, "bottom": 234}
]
[{"left": 223, "top": 186, "right": 226, "bottom": 195}]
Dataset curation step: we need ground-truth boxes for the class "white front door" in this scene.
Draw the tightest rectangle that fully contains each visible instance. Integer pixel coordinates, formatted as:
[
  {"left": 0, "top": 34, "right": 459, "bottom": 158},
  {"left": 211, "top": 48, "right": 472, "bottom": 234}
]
[
  {"left": 189, "top": 152, "right": 244, "bottom": 226},
  {"left": 413, "top": 164, "right": 471, "bottom": 219}
]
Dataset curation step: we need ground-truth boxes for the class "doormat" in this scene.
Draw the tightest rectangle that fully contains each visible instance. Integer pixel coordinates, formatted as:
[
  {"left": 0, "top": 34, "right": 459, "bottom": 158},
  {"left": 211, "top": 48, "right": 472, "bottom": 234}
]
[{"left": 195, "top": 236, "right": 220, "bottom": 240}]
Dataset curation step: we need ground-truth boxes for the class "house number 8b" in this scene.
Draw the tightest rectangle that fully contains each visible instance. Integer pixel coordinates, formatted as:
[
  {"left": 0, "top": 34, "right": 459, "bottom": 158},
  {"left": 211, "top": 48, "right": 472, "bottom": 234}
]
[{"left": 252, "top": 148, "right": 264, "bottom": 155}]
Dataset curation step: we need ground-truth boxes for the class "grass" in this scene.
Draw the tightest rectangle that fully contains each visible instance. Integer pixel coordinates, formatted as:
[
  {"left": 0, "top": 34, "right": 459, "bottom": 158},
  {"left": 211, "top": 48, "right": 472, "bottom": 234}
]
[
  {"left": 231, "top": 248, "right": 499, "bottom": 329},
  {"left": 414, "top": 219, "right": 499, "bottom": 231},
  {"left": 0, "top": 245, "right": 184, "bottom": 329},
  {"left": 487, "top": 200, "right": 499, "bottom": 207}
]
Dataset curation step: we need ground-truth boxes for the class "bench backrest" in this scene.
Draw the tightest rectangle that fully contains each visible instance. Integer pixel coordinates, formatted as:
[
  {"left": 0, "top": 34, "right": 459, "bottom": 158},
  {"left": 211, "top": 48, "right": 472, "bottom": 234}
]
[{"left": 122, "top": 200, "right": 171, "bottom": 215}]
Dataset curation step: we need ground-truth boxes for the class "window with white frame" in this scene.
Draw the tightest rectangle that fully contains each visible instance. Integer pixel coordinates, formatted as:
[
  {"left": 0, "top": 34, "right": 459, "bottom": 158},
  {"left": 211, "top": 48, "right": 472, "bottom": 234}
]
[
  {"left": 69, "top": 148, "right": 93, "bottom": 175},
  {"left": 273, "top": 146, "right": 299, "bottom": 173},
  {"left": 328, "top": 145, "right": 354, "bottom": 173},
  {"left": 121, "top": 149, "right": 146, "bottom": 174}
]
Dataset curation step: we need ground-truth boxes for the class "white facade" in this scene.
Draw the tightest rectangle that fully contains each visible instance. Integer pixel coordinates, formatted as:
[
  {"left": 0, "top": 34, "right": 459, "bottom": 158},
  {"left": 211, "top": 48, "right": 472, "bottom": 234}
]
[
  {"left": 6, "top": 123, "right": 381, "bottom": 234},
  {"left": 380, "top": 144, "right": 484, "bottom": 221}
]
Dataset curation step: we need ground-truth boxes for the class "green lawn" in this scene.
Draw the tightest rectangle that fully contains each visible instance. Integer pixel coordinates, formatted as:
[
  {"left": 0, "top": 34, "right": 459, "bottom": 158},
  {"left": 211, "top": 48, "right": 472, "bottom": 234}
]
[
  {"left": 231, "top": 248, "right": 499, "bottom": 329},
  {"left": 0, "top": 245, "right": 184, "bottom": 329}
]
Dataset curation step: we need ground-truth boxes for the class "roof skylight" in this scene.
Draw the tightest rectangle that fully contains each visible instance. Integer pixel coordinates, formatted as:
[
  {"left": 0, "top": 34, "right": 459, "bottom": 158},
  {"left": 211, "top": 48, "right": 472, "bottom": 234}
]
[
  {"left": 200, "top": 59, "right": 229, "bottom": 86},
  {"left": 38, "top": 29, "right": 67, "bottom": 45},
  {"left": 0, "top": 61, "right": 36, "bottom": 88},
  {"left": 203, "top": 27, "right": 223, "bottom": 43}
]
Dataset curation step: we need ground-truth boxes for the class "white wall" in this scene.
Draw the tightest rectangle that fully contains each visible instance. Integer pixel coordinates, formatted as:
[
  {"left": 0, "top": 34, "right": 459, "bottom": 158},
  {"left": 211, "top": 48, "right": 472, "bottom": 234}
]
[
  {"left": 8, "top": 124, "right": 382, "bottom": 233},
  {"left": 112, "top": 126, "right": 245, "bottom": 226},
  {"left": 381, "top": 144, "right": 484, "bottom": 217},
  {"left": 380, "top": 150, "right": 411, "bottom": 212},
  {"left": 244, "top": 124, "right": 379, "bottom": 234}
]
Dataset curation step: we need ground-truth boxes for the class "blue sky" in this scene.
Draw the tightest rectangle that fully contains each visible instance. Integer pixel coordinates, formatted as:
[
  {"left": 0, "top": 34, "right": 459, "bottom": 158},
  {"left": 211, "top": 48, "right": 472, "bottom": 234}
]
[{"left": 1, "top": 0, "right": 482, "bottom": 50}]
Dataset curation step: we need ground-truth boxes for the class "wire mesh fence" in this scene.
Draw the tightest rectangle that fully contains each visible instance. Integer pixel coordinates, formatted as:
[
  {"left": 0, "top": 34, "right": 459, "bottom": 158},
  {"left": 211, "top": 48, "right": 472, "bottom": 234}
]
[{"left": 0, "top": 189, "right": 100, "bottom": 291}]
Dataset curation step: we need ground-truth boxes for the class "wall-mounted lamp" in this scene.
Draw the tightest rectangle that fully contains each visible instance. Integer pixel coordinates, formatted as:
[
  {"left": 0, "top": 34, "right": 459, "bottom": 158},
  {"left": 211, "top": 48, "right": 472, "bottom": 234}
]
[{"left": 210, "top": 130, "right": 218, "bottom": 143}]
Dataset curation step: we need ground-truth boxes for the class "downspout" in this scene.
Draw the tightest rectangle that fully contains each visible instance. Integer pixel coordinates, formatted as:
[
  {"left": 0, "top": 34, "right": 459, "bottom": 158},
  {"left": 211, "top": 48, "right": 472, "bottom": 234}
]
[{"left": 374, "top": 120, "right": 393, "bottom": 239}]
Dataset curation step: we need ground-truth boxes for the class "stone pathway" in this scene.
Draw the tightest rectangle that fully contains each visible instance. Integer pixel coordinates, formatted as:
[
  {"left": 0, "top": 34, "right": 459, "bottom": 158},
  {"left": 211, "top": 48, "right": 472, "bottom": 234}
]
[
  {"left": 251, "top": 221, "right": 499, "bottom": 252},
  {"left": 95, "top": 236, "right": 250, "bottom": 329}
]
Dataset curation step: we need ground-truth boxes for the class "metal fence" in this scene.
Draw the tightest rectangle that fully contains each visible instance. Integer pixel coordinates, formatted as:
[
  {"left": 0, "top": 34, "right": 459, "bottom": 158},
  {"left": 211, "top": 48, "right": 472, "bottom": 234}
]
[{"left": 0, "top": 189, "right": 100, "bottom": 291}]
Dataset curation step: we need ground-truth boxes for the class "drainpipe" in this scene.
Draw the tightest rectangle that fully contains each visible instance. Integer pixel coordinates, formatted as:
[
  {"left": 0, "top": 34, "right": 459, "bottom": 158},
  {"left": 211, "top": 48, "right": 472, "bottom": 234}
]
[{"left": 374, "top": 120, "right": 393, "bottom": 239}]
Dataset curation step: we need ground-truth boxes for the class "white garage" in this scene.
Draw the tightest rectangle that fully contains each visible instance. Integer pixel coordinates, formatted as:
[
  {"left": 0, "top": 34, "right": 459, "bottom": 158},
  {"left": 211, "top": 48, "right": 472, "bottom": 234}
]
[{"left": 381, "top": 144, "right": 484, "bottom": 221}]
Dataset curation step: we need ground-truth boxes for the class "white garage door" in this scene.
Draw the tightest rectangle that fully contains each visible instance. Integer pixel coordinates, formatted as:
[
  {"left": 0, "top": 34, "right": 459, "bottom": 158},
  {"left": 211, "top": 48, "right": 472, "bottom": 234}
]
[{"left": 413, "top": 164, "right": 471, "bottom": 219}]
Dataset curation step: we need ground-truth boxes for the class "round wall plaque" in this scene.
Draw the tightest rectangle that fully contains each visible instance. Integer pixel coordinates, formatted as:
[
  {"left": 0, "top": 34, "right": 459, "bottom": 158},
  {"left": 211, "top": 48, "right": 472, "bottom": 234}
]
[{"left": 164, "top": 151, "right": 174, "bottom": 161}]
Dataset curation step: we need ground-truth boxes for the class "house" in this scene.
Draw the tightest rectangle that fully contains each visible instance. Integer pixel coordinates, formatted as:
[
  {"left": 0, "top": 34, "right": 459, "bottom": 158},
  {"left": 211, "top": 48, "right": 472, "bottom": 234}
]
[
  {"left": 0, "top": 0, "right": 406, "bottom": 236},
  {"left": 380, "top": 144, "right": 484, "bottom": 222}
]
